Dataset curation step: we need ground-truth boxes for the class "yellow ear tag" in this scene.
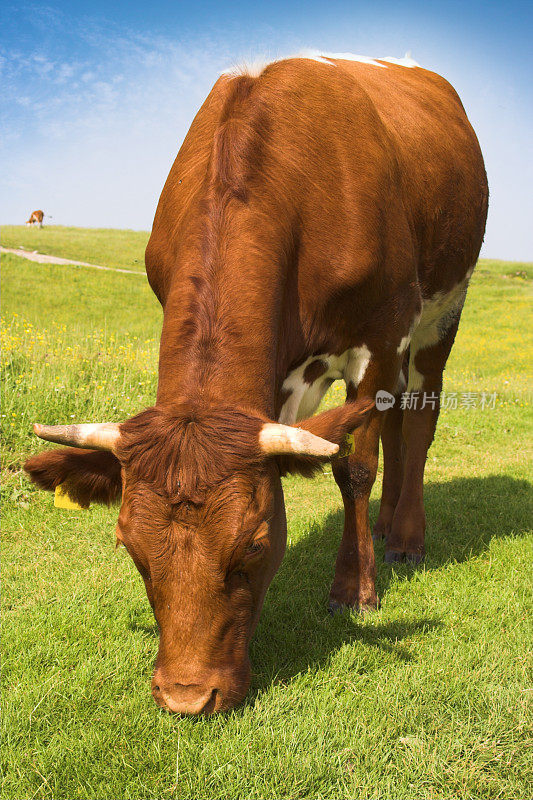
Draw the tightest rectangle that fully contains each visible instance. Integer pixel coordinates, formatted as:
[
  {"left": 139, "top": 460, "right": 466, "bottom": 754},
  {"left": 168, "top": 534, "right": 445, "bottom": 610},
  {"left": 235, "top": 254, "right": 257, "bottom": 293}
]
[
  {"left": 54, "top": 485, "right": 87, "bottom": 510},
  {"left": 339, "top": 433, "right": 356, "bottom": 458}
]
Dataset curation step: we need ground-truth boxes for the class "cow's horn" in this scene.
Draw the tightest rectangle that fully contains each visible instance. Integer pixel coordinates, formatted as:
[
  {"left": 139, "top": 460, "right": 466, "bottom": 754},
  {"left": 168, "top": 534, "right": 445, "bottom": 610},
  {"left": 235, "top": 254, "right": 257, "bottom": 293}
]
[
  {"left": 258, "top": 423, "right": 339, "bottom": 458},
  {"left": 33, "top": 422, "right": 121, "bottom": 452}
]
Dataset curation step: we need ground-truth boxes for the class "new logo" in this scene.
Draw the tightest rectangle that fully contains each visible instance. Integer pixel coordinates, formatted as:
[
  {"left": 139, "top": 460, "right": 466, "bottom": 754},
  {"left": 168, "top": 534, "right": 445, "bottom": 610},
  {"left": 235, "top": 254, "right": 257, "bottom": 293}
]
[{"left": 375, "top": 390, "right": 395, "bottom": 411}]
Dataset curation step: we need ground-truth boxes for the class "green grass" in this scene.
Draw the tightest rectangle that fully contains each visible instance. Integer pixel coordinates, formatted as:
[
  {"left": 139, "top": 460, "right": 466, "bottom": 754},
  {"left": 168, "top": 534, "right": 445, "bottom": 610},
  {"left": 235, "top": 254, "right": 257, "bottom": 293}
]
[
  {"left": 1, "top": 225, "right": 149, "bottom": 272},
  {"left": 2, "top": 238, "right": 532, "bottom": 800}
]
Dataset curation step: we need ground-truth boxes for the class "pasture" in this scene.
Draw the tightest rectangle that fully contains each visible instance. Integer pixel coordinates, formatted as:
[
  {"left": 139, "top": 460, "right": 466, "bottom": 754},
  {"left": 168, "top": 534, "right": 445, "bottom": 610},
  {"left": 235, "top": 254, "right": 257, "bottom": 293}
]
[
  {"left": 2, "top": 227, "right": 532, "bottom": 799},
  {"left": 1, "top": 226, "right": 148, "bottom": 273}
]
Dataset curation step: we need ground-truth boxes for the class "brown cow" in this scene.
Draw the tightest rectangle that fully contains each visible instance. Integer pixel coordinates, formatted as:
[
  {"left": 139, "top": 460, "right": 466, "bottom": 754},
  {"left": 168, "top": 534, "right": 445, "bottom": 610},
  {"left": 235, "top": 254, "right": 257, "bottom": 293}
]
[
  {"left": 24, "top": 53, "right": 488, "bottom": 715},
  {"left": 26, "top": 210, "right": 46, "bottom": 227}
]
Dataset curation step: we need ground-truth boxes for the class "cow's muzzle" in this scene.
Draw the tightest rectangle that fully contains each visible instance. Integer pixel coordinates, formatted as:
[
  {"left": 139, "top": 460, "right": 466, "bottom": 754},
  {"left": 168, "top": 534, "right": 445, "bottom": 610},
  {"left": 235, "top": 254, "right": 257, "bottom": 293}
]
[{"left": 151, "top": 665, "right": 250, "bottom": 715}]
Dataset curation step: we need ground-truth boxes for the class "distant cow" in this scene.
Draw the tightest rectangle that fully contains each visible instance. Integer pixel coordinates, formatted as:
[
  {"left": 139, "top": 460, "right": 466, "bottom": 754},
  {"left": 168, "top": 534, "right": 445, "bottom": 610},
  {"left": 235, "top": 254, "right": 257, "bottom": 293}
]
[
  {"left": 26, "top": 210, "right": 46, "bottom": 227},
  {"left": 25, "top": 53, "right": 488, "bottom": 714}
]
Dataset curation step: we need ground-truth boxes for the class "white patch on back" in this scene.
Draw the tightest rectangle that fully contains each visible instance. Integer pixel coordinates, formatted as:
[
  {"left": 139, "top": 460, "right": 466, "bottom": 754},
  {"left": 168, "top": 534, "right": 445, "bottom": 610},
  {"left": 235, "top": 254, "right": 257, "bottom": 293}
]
[
  {"left": 223, "top": 51, "right": 420, "bottom": 78},
  {"left": 407, "top": 280, "right": 469, "bottom": 391},
  {"left": 278, "top": 346, "right": 372, "bottom": 424},
  {"left": 380, "top": 55, "right": 420, "bottom": 68},
  {"left": 300, "top": 50, "right": 386, "bottom": 68},
  {"left": 223, "top": 58, "right": 272, "bottom": 78}
]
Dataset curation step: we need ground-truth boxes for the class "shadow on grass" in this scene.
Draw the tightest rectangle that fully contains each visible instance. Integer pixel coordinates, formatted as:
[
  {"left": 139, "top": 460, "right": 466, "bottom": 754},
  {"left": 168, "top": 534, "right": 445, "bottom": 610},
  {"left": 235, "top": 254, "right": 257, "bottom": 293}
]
[
  {"left": 248, "top": 474, "right": 531, "bottom": 695},
  {"left": 124, "top": 474, "right": 530, "bottom": 711}
]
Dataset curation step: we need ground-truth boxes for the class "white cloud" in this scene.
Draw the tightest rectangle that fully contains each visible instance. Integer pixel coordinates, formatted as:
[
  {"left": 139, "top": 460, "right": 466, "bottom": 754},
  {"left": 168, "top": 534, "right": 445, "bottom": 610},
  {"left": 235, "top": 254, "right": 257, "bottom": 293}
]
[{"left": 1, "top": 22, "right": 233, "bottom": 229}]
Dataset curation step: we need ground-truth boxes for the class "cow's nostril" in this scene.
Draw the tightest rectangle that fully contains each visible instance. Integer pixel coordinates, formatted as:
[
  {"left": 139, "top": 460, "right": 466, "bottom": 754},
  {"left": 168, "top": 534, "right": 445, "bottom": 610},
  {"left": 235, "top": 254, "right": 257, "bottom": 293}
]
[
  {"left": 153, "top": 681, "right": 220, "bottom": 714},
  {"left": 202, "top": 688, "right": 218, "bottom": 715}
]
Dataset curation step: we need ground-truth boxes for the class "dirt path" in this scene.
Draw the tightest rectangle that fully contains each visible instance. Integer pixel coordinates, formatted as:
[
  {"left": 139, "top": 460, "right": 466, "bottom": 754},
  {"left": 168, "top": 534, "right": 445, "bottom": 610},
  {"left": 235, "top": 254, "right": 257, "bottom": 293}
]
[{"left": 0, "top": 246, "right": 144, "bottom": 275}]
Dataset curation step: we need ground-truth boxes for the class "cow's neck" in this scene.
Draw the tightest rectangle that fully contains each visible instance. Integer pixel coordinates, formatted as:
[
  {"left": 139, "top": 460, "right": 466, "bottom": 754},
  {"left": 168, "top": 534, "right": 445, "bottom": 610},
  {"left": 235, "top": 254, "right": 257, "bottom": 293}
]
[{"left": 156, "top": 235, "right": 285, "bottom": 418}]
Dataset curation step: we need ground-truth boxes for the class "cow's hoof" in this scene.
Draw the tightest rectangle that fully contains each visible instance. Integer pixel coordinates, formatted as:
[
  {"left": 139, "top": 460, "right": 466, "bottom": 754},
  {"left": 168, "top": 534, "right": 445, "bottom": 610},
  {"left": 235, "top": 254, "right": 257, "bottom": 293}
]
[
  {"left": 328, "top": 599, "right": 346, "bottom": 615},
  {"left": 384, "top": 549, "right": 424, "bottom": 565},
  {"left": 372, "top": 525, "right": 386, "bottom": 543},
  {"left": 358, "top": 601, "right": 379, "bottom": 615},
  {"left": 384, "top": 550, "right": 403, "bottom": 563},
  {"left": 328, "top": 598, "right": 378, "bottom": 615},
  {"left": 405, "top": 552, "right": 424, "bottom": 565}
]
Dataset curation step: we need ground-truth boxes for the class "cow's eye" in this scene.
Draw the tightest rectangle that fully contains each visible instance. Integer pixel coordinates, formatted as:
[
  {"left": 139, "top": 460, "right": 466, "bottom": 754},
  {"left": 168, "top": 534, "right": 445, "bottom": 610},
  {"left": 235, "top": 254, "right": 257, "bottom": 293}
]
[{"left": 245, "top": 539, "right": 265, "bottom": 557}]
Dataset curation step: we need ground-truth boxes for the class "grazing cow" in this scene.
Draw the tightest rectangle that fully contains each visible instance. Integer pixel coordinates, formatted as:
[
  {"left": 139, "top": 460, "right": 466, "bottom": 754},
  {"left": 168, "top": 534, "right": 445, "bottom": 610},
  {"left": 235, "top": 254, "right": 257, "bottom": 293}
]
[
  {"left": 26, "top": 210, "right": 46, "bottom": 227},
  {"left": 24, "top": 53, "right": 488, "bottom": 714}
]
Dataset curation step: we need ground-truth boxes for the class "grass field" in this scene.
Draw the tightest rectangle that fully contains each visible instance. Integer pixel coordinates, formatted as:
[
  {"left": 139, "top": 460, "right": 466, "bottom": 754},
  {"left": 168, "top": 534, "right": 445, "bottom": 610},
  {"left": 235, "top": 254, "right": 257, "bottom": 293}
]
[
  {"left": 2, "top": 227, "right": 532, "bottom": 799},
  {"left": 1, "top": 225, "right": 149, "bottom": 272}
]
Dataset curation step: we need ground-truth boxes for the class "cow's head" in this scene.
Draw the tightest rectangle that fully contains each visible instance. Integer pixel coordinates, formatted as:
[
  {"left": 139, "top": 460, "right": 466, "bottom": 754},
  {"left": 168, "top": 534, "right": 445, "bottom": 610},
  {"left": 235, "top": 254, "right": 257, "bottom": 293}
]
[{"left": 24, "top": 398, "right": 372, "bottom": 714}]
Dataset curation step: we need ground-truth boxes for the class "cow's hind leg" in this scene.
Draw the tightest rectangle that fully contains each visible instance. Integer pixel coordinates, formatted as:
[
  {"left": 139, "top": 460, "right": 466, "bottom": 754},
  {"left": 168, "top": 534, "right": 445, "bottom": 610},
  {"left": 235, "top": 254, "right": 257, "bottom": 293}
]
[
  {"left": 373, "top": 376, "right": 406, "bottom": 544},
  {"left": 384, "top": 314, "right": 463, "bottom": 563}
]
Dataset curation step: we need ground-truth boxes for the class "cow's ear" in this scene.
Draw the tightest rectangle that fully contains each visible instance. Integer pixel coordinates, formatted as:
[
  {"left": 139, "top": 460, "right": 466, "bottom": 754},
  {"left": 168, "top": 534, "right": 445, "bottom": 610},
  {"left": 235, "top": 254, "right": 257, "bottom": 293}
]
[
  {"left": 24, "top": 448, "right": 122, "bottom": 507},
  {"left": 276, "top": 398, "right": 374, "bottom": 478}
]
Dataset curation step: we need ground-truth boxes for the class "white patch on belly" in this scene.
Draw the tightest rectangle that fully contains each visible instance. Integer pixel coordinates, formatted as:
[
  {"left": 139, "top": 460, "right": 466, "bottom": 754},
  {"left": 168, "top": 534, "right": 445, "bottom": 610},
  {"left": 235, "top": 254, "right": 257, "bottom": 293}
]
[
  {"left": 397, "top": 335, "right": 411, "bottom": 354},
  {"left": 396, "top": 312, "right": 422, "bottom": 356},
  {"left": 407, "top": 280, "right": 469, "bottom": 391},
  {"left": 345, "top": 344, "right": 371, "bottom": 388},
  {"left": 277, "top": 356, "right": 317, "bottom": 423},
  {"left": 278, "top": 345, "right": 372, "bottom": 424},
  {"left": 395, "top": 371, "right": 407, "bottom": 394}
]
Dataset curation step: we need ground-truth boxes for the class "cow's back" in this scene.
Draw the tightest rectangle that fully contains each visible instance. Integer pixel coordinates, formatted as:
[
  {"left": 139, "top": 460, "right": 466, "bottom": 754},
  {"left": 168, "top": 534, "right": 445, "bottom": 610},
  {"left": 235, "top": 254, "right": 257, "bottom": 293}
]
[
  {"left": 326, "top": 58, "right": 488, "bottom": 289},
  {"left": 148, "top": 56, "right": 487, "bottom": 327},
  {"left": 252, "top": 57, "right": 487, "bottom": 295}
]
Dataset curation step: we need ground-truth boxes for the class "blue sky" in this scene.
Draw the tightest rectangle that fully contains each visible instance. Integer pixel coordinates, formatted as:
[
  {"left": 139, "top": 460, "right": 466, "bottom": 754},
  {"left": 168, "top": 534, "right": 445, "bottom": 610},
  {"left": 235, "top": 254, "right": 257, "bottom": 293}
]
[{"left": 1, "top": 1, "right": 532, "bottom": 259}]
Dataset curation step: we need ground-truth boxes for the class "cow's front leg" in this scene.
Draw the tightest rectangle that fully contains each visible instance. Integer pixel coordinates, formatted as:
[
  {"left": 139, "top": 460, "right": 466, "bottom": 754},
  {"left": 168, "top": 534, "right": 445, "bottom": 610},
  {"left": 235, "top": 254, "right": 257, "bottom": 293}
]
[
  {"left": 329, "top": 417, "right": 381, "bottom": 613},
  {"left": 372, "top": 393, "right": 404, "bottom": 543},
  {"left": 328, "top": 346, "right": 405, "bottom": 612}
]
